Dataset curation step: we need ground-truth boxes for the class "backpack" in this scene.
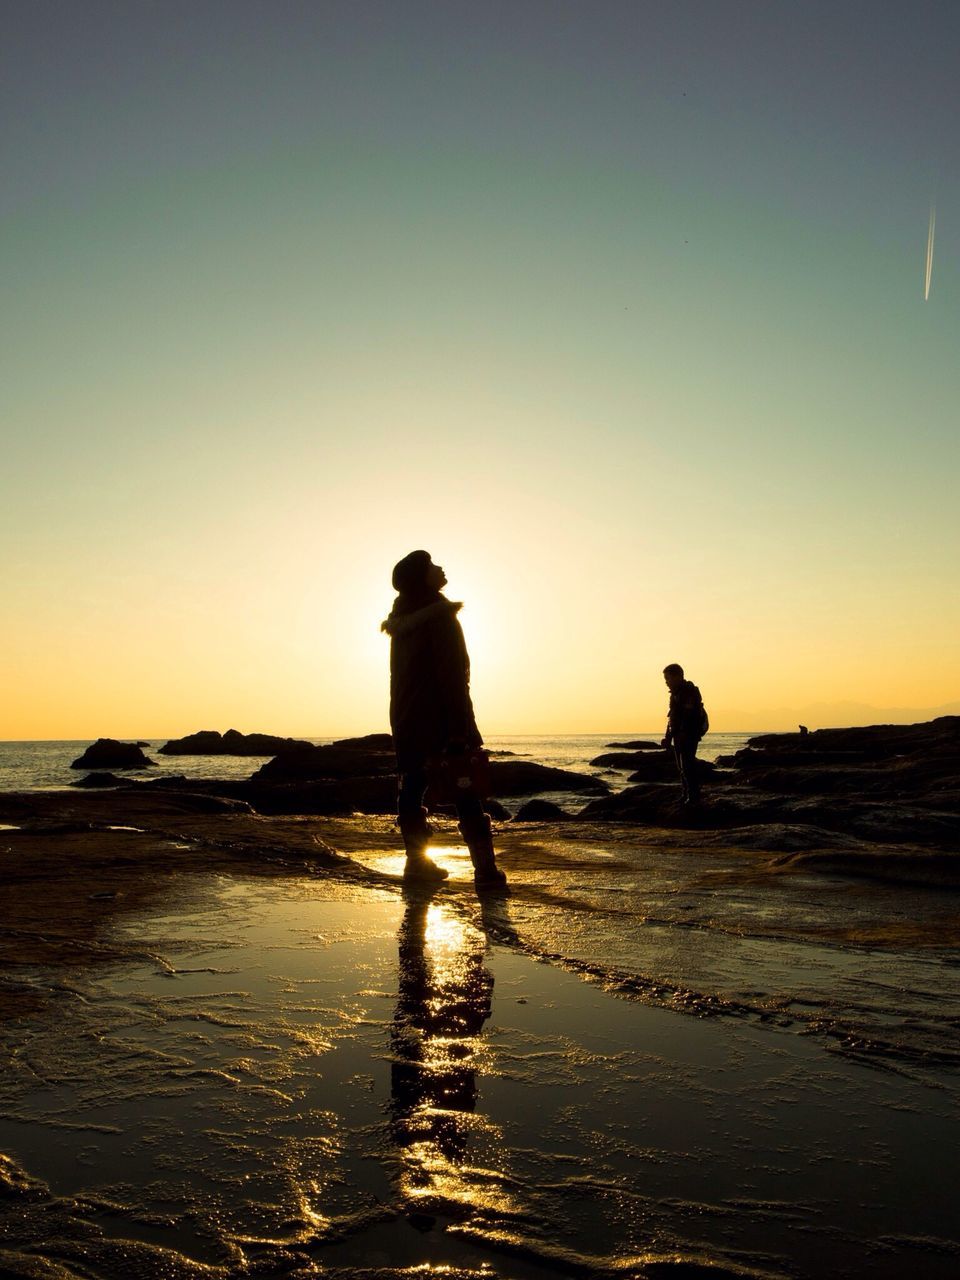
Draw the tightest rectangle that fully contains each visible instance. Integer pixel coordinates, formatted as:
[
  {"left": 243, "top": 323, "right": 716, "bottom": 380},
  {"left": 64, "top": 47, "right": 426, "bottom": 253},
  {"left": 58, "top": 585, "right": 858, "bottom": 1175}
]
[{"left": 699, "top": 704, "right": 710, "bottom": 739}]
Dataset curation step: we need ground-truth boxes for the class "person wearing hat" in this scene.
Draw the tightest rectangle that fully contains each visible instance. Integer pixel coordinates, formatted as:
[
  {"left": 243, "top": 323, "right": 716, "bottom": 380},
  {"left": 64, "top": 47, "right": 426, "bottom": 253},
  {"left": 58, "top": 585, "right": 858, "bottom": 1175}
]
[{"left": 381, "top": 550, "right": 506, "bottom": 888}]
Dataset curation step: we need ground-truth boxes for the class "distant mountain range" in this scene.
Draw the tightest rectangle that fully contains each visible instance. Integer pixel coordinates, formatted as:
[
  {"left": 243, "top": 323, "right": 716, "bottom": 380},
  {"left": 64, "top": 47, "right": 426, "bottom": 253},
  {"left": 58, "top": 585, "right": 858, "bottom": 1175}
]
[{"left": 713, "top": 700, "right": 960, "bottom": 733}]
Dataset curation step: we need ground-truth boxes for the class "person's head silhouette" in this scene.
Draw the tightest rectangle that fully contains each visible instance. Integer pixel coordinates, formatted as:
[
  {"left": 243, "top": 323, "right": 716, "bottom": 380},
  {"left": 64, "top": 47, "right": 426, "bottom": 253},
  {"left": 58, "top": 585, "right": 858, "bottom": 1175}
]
[{"left": 391, "top": 550, "right": 447, "bottom": 601}]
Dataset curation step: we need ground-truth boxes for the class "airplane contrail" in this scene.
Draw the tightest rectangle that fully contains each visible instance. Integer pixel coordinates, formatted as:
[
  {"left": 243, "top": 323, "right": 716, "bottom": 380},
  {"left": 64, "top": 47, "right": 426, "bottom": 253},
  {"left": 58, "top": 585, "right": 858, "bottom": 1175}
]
[{"left": 924, "top": 205, "right": 936, "bottom": 301}]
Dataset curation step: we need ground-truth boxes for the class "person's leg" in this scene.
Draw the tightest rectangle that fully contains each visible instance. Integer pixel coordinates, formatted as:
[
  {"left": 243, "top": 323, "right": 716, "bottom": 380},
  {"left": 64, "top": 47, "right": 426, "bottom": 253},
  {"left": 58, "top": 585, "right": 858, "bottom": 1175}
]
[
  {"left": 456, "top": 792, "right": 507, "bottom": 889},
  {"left": 677, "top": 740, "right": 701, "bottom": 805},
  {"left": 398, "top": 767, "right": 447, "bottom": 880},
  {"left": 398, "top": 768, "right": 428, "bottom": 837}
]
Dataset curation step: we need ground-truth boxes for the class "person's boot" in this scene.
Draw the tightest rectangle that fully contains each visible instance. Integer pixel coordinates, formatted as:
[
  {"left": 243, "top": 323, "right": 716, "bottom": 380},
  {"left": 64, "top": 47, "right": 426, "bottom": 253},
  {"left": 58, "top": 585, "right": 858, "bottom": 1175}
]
[
  {"left": 459, "top": 813, "right": 507, "bottom": 890},
  {"left": 399, "top": 809, "right": 448, "bottom": 882}
]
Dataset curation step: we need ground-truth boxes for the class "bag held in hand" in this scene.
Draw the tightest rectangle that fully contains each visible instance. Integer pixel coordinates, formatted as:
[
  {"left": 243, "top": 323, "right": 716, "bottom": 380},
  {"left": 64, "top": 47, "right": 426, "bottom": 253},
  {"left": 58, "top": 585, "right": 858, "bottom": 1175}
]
[{"left": 426, "top": 748, "right": 491, "bottom": 806}]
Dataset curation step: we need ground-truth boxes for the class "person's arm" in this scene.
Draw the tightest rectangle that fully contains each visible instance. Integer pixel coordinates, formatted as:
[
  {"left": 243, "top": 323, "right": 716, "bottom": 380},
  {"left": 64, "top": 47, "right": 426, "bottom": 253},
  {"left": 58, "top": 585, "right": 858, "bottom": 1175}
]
[{"left": 662, "top": 692, "right": 674, "bottom": 748}]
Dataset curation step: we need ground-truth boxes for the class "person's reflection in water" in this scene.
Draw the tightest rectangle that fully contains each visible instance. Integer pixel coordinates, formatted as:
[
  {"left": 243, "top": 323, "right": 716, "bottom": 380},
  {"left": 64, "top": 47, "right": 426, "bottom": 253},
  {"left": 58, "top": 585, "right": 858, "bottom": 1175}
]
[{"left": 389, "top": 887, "right": 495, "bottom": 1198}]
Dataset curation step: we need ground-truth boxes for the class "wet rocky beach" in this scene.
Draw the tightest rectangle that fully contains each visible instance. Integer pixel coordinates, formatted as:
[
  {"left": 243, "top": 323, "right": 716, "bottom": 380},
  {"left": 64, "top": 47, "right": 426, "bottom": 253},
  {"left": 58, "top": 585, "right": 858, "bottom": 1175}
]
[{"left": 2, "top": 723, "right": 960, "bottom": 1278}]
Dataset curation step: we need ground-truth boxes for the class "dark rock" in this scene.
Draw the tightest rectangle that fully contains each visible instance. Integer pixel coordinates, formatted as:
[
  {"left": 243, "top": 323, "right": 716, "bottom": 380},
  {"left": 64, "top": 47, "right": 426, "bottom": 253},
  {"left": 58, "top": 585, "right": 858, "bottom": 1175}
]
[
  {"left": 252, "top": 740, "right": 396, "bottom": 783},
  {"left": 243, "top": 778, "right": 511, "bottom": 821},
  {"left": 734, "top": 764, "right": 883, "bottom": 796},
  {"left": 486, "top": 760, "right": 608, "bottom": 798},
  {"left": 627, "top": 755, "right": 716, "bottom": 784},
  {"left": 20, "top": 821, "right": 101, "bottom": 835},
  {"left": 70, "top": 739, "right": 155, "bottom": 770},
  {"left": 252, "top": 746, "right": 604, "bottom": 805},
  {"left": 244, "top": 763, "right": 604, "bottom": 816},
  {"left": 118, "top": 717, "right": 960, "bottom": 850},
  {"left": 158, "top": 729, "right": 311, "bottom": 756},
  {"left": 721, "top": 746, "right": 872, "bottom": 769},
  {"left": 579, "top": 783, "right": 754, "bottom": 829},
  {"left": 70, "top": 772, "right": 124, "bottom": 788},
  {"left": 593, "top": 750, "right": 714, "bottom": 782},
  {"left": 483, "top": 799, "right": 511, "bottom": 821},
  {"left": 156, "top": 792, "right": 254, "bottom": 815},
  {"left": 581, "top": 783, "right": 693, "bottom": 824},
  {"left": 580, "top": 718, "right": 960, "bottom": 854},
  {"left": 591, "top": 750, "right": 665, "bottom": 769},
  {"left": 736, "top": 717, "right": 960, "bottom": 764},
  {"left": 603, "top": 740, "right": 662, "bottom": 750},
  {"left": 119, "top": 778, "right": 254, "bottom": 814},
  {"left": 331, "top": 733, "right": 394, "bottom": 751},
  {"left": 152, "top": 752, "right": 606, "bottom": 818},
  {"left": 158, "top": 730, "right": 231, "bottom": 755},
  {"left": 724, "top": 719, "right": 960, "bottom": 804},
  {"left": 246, "top": 776, "right": 397, "bottom": 816},
  {"left": 513, "top": 799, "right": 576, "bottom": 821},
  {"left": 776, "top": 797, "right": 960, "bottom": 848}
]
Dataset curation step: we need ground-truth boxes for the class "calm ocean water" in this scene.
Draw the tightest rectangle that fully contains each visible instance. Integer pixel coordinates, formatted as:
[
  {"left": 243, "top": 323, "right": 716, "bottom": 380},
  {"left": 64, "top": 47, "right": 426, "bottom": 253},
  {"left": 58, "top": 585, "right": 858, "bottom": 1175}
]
[{"left": 0, "top": 732, "right": 755, "bottom": 792}]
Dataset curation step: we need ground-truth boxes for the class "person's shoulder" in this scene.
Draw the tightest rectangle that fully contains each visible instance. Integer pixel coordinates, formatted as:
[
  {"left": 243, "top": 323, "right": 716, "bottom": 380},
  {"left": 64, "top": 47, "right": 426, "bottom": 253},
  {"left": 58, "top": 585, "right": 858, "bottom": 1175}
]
[
  {"left": 383, "top": 599, "right": 458, "bottom": 638},
  {"left": 433, "top": 600, "right": 465, "bottom": 632},
  {"left": 432, "top": 597, "right": 463, "bottom": 618},
  {"left": 404, "top": 599, "right": 464, "bottom": 642}
]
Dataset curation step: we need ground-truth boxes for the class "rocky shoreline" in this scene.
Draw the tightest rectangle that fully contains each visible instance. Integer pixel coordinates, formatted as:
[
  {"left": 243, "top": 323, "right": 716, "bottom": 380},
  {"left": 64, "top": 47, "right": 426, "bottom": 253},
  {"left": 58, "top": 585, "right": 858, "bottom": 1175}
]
[
  {"left": 7, "top": 717, "right": 956, "bottom": 882},
  {"left": 578, "top": 718, "right": 959, "bottom": 879},
  {"left": 584, "top": 718, "right": 960, "bottom": 848}
]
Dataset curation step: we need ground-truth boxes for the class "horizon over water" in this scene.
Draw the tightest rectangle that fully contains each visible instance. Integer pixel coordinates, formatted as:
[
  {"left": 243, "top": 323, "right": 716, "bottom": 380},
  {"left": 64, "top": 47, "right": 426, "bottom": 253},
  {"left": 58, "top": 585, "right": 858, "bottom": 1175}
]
[{"left": 0, "top": 733, "right": 754, "bottom": 793}]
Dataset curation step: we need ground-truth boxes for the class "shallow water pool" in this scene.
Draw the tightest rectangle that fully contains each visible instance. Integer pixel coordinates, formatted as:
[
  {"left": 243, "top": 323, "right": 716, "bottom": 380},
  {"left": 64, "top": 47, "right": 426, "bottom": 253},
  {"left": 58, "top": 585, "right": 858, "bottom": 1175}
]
[{"left": 1, "top": 869, "right": 959, "bottom": 1279}]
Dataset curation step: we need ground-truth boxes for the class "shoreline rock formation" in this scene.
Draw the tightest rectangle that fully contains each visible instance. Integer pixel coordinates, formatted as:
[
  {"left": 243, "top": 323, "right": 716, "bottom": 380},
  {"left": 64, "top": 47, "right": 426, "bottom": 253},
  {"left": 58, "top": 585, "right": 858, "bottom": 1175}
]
[
  {"left": 119, "top": 733, "right": 609, "bottom": 817},
  {"left": 581, "top": 718, "right": 960, "bottom": 864},
  {"left": 70, "top": 739, "right": 155, "bottom": 770},
  {"left": 46, "top": 719, "right": 960, "bottom": 875},
  {"left": 158, "top": 729, "right": 312, "bottom": 756}
]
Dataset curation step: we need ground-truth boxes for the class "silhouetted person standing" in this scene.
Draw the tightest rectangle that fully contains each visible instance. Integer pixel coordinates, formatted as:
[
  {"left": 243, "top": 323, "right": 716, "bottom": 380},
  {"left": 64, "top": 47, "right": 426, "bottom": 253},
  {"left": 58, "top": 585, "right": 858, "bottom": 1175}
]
[
  {"left": 381, "top": 551, "right": 506, "bottom": 888},
  {"left": 661, "top": 663, "right": 708, "bottom": 806}
]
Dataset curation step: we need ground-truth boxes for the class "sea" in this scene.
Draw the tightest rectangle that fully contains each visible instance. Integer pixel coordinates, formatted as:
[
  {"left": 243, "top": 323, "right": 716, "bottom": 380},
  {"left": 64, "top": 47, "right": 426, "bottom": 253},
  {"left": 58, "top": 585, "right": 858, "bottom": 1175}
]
[{"left": 0, "top": 732, "right": 753, "bottom": 793}]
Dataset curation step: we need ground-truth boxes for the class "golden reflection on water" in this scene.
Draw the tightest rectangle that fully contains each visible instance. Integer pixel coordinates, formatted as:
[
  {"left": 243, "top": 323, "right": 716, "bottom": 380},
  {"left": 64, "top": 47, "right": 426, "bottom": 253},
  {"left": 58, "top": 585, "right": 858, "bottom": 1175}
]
[
  {"left": 423, "top": 900, "right": 471, "bottom": 965},
  {"left": 297, "top": 1181, "right": 334, "bottom": 1230},
  {"left": 390, "top": 893, "right": 513, "bottom": 1218},
  {"left": 361, "top": 844, "right": 474, "bottom": 881}
]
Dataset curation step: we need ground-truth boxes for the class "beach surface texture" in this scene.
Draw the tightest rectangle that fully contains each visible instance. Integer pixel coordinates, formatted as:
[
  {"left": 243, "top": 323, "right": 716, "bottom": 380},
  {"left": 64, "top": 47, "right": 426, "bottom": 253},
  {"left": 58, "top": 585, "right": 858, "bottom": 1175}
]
[{"left": 1, "top": 725, "right": 959, "bottom": 1279}]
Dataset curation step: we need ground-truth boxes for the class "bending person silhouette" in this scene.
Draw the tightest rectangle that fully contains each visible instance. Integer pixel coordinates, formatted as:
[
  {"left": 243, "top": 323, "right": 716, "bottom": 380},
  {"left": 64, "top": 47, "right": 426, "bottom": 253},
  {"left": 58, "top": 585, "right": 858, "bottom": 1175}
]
[
  {"left": 381, "top": 551, "right": 506, "bottom": 887},
  {"left": 661, "top": 662, "right": 708, "bottom": 807}
]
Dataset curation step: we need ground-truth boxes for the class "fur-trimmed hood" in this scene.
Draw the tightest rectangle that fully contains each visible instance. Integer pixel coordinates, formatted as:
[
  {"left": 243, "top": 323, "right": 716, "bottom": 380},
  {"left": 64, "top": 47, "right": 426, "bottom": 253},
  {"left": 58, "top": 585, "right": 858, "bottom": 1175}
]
[{"left": 380, "top": 597, "right": 463, "bottom": 637}]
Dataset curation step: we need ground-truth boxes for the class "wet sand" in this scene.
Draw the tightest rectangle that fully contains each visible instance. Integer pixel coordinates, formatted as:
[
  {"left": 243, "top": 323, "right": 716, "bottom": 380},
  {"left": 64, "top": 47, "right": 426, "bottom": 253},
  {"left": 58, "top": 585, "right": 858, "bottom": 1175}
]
[{"left": 1, "top": 793, "right": 959, "bottom": 1278}]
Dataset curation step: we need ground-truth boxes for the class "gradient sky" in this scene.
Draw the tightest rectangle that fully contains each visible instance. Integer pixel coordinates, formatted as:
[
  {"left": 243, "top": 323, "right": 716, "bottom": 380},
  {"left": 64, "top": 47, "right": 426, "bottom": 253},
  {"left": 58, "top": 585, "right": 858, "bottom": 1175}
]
[{"left": 2, "top": 0, "right": 958, "bottom": 738}]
